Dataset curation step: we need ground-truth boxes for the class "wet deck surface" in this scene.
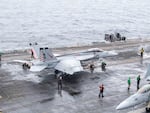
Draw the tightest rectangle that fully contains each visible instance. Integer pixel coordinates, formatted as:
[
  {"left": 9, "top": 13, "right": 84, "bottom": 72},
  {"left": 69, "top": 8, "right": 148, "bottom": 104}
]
[{"left": 1, "top": 39, "right": 150, "bottom": 113}]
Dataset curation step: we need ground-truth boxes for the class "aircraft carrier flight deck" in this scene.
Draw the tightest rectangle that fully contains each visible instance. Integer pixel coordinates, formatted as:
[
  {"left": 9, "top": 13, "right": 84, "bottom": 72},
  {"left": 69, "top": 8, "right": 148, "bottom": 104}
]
[{"left": 1, "top": 38, "right": 150, "bottom": 113}]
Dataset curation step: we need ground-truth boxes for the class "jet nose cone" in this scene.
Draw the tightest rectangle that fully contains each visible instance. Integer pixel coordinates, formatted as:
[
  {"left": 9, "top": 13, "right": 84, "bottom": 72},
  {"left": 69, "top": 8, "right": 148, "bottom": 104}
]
[
  {"left": 116, "top": 101, "right": 127, "bottom": 110},
  {"left": 116, "top": 94, "right": 141, "bottom": 110},
  {"left": 116, "top": 98, "right": 131, "bottom": 110}
]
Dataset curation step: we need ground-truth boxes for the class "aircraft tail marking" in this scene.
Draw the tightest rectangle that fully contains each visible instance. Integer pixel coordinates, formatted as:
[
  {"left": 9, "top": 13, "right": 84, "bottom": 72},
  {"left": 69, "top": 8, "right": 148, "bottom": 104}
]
[
  {"left": 40, "top": 47, "right": 56, "bottom": 62},
  {"left": 30, "top": 43, "right": 40, "bottom": 59}
]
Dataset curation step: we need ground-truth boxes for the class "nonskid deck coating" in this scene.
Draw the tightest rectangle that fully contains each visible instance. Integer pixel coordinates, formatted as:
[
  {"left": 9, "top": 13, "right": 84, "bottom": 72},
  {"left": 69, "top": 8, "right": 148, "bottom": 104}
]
[{"left": 1, "top": 39, "right": 150, "bottom": 113}]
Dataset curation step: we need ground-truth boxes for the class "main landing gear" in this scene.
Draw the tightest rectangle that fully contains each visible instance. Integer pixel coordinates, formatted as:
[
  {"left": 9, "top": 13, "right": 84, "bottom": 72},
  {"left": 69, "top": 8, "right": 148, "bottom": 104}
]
[
  {"left": 54, "top": 70, "right": 69, "bottom": 78},
  {"left": 146, "top": 104, "right": 150, "bottom": 112},
  {"left": 22, "top": 63, "right": 31, "bottom": 70}
]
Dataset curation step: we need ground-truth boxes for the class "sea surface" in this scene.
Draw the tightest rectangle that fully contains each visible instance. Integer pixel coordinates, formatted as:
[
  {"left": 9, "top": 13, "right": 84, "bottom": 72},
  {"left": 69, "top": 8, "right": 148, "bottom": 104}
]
[{"left": 0, "top": 0, "right": 150, "bottom": 51}]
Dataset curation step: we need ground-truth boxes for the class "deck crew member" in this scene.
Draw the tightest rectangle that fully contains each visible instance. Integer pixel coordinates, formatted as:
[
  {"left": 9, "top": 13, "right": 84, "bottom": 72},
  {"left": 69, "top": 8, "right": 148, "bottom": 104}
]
[
  {"left": 58, "top": 76, "right": 63, "bottom": 90},
  {"left": 137, "top": 75, "right": 141, "bottom": 90},
  {"left": 90, "top": 63, "right": 95, "bottom": 73},
  {"left": 99, "top": 84, "right": 104, "bottom": 98},
  {"left": 140, "top": 48, "right": 144, "bottom": 58},
  {"left": 101, "top": 62, "right": 106, "bottom": 71},
  {"left": 128, "top": 77, "right": 131, "bottom": 90}
]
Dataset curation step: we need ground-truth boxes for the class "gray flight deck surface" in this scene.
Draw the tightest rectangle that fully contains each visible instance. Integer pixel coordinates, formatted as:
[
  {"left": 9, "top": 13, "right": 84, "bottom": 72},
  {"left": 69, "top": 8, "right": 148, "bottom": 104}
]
[{"left": 1, "top": 39, "right": 150, "bottom": 113}]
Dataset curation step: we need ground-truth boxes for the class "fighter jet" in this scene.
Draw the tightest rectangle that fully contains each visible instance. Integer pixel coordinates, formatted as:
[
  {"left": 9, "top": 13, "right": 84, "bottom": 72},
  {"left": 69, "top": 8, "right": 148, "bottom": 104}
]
[
  {"left": 116, "top": 65, "right": 150, "bottom": 112},
  {"left": 14, "top": 43, "right": 117, "bottom": 75},
  {"left": 116, "top": 84, "right": 150, "bottom": 110}
]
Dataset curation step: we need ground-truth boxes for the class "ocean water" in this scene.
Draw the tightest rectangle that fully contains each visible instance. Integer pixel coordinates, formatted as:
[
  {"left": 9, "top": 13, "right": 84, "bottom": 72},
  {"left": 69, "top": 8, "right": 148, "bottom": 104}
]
[{"left": 0, "top": 0, "right": 150, "bottom": 51}]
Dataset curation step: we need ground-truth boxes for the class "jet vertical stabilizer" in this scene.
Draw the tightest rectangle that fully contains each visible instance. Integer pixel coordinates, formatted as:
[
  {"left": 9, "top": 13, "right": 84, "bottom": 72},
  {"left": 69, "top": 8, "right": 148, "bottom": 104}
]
[
  {"left": 40, "top": 47, "right": 56, "bottom": 62},
  {"left": 30, "top": 42, "right": 40, "bottom": 59},
  {"left": 145, "top": 64, "right": 150, "bottom": 80}
]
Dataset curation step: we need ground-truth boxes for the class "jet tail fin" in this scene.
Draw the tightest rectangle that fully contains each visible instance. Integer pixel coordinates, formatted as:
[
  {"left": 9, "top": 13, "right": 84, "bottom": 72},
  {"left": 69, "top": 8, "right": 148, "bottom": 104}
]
[
  {"left": 30, "top": 42, "right": 40, "bottom": 59},
  {"left": 145, "top": 64, "right": 150, "bottom": 80},
  {"left": 40, "top": 47, "right": 56, "bottom": 62}
]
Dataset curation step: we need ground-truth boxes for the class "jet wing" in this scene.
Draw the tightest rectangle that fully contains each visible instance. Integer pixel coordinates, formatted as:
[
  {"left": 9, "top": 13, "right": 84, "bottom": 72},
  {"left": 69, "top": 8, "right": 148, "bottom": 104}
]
[
  {"left": 57, "top": 49, "right": 117, "bottom": 61},
  {"left": 65, "top": 51, "right": 117, "bottom": 61},
  {"left": 95, "top": 50, "right": 118, "bottom": 58},
  {"left": 30, "top": 65, "right": 47, "bottom": 72},
  {"left": 75, "top": 55, "right": 93, "bottom": 61},
  {"left": 13, "top": 60, "right": 47, "bottom": 72},
  {"left": 13, "top": 60, "right": 29, "bottom": 64},
  {"left": 55, "top": 57, "right": 83, "bottom": 75},
  {"left": 72, "top": 54, "right": 95, "bottom": 61}
]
